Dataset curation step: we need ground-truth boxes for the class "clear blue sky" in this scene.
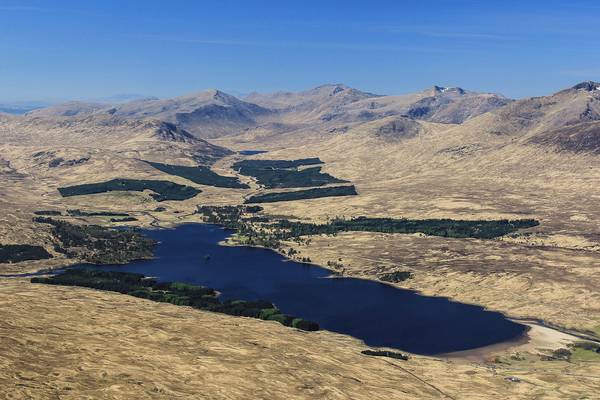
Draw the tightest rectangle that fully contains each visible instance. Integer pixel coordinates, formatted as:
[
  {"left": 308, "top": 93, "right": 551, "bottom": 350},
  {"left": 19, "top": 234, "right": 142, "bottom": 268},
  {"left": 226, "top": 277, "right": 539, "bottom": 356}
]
[{"left": 1, "top": 0, "right": 599, "bottom": 102}]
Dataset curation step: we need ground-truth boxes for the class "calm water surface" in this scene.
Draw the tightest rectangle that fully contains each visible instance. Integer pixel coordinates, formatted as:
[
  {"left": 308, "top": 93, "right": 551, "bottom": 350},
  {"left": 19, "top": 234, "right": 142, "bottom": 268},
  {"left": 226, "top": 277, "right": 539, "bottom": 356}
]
[
  {"left": 238, "top": 150, "right": 268, "bottom": 155},
  {"left": 79, "top": 223, "right": 526, "bottom": 355}
]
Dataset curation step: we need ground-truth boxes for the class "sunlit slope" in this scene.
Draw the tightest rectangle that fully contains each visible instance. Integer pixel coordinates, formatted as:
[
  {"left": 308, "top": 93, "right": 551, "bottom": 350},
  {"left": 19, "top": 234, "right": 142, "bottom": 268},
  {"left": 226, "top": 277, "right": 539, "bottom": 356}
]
[{"left": 3, "top": 278, "right": 599, "bottom": 399}]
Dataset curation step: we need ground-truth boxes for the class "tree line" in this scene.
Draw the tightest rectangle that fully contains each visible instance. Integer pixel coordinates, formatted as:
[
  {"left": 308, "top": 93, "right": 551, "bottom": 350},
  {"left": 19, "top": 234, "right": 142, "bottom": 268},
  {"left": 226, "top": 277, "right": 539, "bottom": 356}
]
[{"left": 32, "top": 269, "right": 319, "bottom": 331}]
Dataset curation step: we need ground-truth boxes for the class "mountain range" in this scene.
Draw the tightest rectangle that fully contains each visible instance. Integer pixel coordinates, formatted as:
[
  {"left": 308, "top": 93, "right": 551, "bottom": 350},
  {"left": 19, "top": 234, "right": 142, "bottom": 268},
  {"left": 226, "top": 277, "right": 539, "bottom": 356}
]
[
  {"left": 3, "top": 80, "right": 597, "bottom": 238},
  {"left": 24, "top": 83, "right": 509, "bottom": 138},
  {"left": 2, "top": 81, "right": 600, "bottom": 399},
  {"left": 22, "top": 81, "right": 600, "bottom": 155}
]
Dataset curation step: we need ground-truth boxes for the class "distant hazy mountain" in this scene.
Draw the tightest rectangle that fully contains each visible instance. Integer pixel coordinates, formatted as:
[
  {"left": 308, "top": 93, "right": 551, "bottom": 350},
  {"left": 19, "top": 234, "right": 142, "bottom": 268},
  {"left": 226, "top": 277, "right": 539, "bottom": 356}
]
[
  {"left": 26, "top": 89, "right": 273, "bottom": 139},
  {"left": 30, "top": 81, "right": 598, "bottom": 153},
  {"left": 250, "top": 84, "right": 510, "bottom": 125},
  {"left": 27, "top": 101, "right": 108, "bottom": 117},
  {"left": 0, "top": 112, "right": 231, "bottom": 165},
  {"left": 2, "top": 94, "right": 149, "bottom": 116},
  {"left": 22, "top": 94, "right": 152, "bottom": 117},
  {"left": 246, "top": 83, "right": 380, "bottom": 112},
  {"left": 462, "top": 81, "right": 600, "bottom": 153},
  {"left": 108, "top": 89, "right": 272, "bottom": 139},
  {"left": 26, "top": 84, "right": 511, "bottom": 140},
  {"left": 397, "top": 86, "right": 511, "bottom": 124},
  {"left": 92, "top": 93, "right": 153, "bottom": 104},
  {"left": 0, "top": 101, "right": 50, "bottom": 115}
]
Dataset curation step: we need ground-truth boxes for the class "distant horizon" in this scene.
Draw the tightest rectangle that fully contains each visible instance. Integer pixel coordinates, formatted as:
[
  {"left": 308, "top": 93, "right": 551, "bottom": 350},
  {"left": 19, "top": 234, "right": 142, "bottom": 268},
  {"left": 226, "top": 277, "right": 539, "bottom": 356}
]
[
  {"left": 1, "top": 0, "right": 600, "bottom": 102},
  {"left": 2, "top": 79, "right": 599, "bottom": 107}
]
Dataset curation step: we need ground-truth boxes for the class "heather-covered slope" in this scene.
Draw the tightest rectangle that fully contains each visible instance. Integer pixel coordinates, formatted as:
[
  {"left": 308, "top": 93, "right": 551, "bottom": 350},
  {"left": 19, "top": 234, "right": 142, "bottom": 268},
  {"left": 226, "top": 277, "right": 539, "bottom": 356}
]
[{"left": 2, "top": 81, "right": 600, "bottom": 400}]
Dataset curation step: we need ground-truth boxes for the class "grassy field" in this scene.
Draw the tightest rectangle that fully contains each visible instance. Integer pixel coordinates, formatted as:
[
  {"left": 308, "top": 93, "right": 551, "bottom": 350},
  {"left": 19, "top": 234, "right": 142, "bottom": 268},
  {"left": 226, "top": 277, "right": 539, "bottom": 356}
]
[
  {"left": 3, "top": 278, "right": 600, "bottom": 399},
  {"left": 0, "top": 106, "right": 599, "bottom": 397}
]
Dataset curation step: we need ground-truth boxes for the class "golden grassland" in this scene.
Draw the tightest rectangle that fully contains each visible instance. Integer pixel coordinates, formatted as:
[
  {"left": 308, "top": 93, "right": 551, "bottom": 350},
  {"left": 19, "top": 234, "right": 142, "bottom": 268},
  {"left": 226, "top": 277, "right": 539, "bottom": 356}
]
[
  {"left": 3, "top": 278, "right": 600, "bottom": 400},
  {"left": 214, "top": 119, "right": 600, "bottom": 335},
  {"left": 1, "top": 112, "right": 600, "bottom": 398}
]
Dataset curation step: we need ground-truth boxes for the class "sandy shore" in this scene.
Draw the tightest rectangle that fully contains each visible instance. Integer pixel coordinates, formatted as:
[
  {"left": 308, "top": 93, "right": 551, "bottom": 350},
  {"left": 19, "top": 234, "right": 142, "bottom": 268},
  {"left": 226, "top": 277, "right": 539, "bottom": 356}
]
[{"left": 439, "top": 322, "right": 583, "bottom": 362}]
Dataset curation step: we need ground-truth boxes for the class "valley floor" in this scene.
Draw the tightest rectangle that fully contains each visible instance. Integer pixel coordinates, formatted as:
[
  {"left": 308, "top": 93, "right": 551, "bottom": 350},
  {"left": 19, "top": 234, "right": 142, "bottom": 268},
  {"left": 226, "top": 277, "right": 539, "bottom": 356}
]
[
  {"left": 1, "top": 113, "right": 600, "bottom": 398},
  {"left": 3, "top": 278, "right": 600, "bottom": 400}
]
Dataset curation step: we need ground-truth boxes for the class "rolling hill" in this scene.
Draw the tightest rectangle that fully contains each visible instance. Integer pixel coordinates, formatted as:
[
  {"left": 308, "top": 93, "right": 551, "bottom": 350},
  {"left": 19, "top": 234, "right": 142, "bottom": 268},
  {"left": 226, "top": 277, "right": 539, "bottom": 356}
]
[
  {"left": 1, "top": 80, "right": 600, "bottom": 400},
  {"left": 461, "top": 80, "right": 600, "bottom": 153},
  {"left": 28, "top": 84, "right": 511, "bottom": 142},
  {"left": 247, "top": 83, "right": 510, "bottom": 124}
]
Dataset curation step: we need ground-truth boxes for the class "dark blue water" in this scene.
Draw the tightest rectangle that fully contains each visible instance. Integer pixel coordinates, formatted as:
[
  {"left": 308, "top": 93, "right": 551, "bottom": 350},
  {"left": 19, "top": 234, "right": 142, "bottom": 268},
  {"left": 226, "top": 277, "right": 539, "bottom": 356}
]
[
  {"left": 78, "top": 223, "right": 525, "bottom": 355},
  {"left": 239, "top": 150, "right": 268, "bottom": 155}
]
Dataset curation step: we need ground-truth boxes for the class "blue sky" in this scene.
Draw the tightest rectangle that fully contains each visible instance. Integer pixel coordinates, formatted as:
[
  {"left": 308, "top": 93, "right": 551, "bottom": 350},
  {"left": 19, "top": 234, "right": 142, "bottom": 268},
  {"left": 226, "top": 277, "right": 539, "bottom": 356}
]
[{"left": 1, "top": 0, "right": 599, "bottom": 102}]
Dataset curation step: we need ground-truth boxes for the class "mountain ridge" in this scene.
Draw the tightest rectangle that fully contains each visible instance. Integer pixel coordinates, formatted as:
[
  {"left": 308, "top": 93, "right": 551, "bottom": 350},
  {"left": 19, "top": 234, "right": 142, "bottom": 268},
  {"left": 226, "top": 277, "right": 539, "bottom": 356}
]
[{"left": 20, "top": 81, "right": 600, "bottom": 154}]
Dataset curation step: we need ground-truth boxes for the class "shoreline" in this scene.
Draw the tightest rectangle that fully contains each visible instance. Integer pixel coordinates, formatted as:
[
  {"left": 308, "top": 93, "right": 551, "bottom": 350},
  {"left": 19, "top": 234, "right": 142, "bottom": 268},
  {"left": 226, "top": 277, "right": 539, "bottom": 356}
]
[
  {"left": 5, "top": 219, "right": 593, "bottom": 361},
  {"left": 219, "top": 226, "right": 598, "bottom": 359},
  {"left": 436, "top": 321, "right": 586, "bottom": 362},
  {"left": 436, "top": 325, "right": 531, "bottom": 362}
]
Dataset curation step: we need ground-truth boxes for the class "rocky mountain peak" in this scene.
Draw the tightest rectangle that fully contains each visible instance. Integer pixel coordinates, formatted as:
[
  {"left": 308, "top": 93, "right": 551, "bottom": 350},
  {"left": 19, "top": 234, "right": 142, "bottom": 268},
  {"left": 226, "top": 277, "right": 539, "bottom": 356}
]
[
  {"left": 208, "top": 89, "right": 231, "bottom": 101},
  {"left": 432, "top": 86, "right": 466, "bottom": 95},
  {"left": 572, "top": 81, "right": 600, "bottom": 92}
]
